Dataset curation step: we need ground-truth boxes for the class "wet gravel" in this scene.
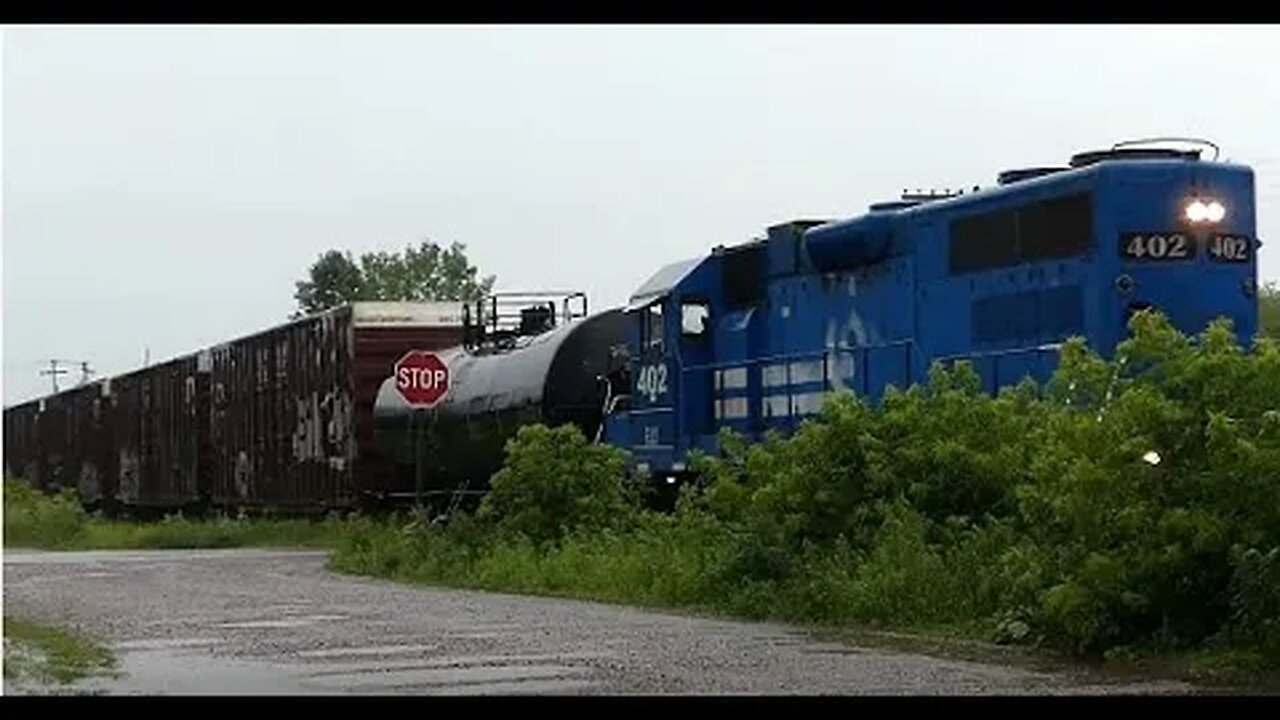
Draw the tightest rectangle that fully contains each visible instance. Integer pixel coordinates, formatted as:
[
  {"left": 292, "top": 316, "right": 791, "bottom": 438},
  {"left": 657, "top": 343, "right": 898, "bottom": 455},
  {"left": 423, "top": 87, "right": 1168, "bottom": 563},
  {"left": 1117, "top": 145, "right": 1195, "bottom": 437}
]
[{"left": 3, "top": 548, "right": 1199, "bottom": 695}]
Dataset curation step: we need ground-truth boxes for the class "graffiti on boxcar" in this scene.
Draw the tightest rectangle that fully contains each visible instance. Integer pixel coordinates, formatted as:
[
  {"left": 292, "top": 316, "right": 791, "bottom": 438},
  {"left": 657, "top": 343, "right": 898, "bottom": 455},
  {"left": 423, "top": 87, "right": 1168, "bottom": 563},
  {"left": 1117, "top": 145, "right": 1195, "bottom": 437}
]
[
  {"left": 291, "top": 389, "right": 354, "bottom": 466},
  {"left": 234, "top": 450, "right": 251, "bottom": 499},
  {"left": 118, "top": 449, "right": 140, "bottom": 504},
  {"left": 46, "top": 454, "right": 65, "bottom": 491},
  {"left": 326, "top": 390, "right": 353, "bottom": 455},
  {"left": 292, "top": 394, "right": 324, "bottom": 462},
  {"left": 78, "top": 460, "right": 102, "bottom": 504}
]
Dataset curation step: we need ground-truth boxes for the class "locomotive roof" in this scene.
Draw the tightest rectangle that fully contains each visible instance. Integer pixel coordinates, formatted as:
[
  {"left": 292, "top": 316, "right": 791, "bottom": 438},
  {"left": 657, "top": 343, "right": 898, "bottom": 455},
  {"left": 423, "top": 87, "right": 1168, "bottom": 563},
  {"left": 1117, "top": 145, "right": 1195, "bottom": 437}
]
[
  {"left": 620, "top": 143, "right": 1252, "bottom": 314},
  {"left": 626, "top": 256, "right": 702, "bottom": 311}
]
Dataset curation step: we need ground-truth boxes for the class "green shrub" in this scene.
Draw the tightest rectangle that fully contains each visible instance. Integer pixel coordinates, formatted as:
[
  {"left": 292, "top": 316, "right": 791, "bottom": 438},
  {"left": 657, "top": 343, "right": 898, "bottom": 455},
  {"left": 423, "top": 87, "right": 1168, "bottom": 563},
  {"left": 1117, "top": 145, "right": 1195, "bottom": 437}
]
[
  {"left": 476, "top": 423, "right": 639, "bottom": 546},
  {"left": 1228, "top": 545, "right": 1280, "bottom": 660},
  {"left": 326, "top": 309, "right": 1279, "bottom": 671},
  {"left": 4, "top": 478, "right": 89, "bottom": 548}
]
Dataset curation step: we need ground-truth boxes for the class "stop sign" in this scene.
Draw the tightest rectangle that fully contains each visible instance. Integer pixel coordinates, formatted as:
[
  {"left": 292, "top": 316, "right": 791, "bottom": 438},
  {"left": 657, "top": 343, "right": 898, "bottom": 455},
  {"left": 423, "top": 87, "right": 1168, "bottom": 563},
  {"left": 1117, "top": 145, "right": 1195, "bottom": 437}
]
[{"left": 394, "top": 350, "right": 450, "bottom": 408}]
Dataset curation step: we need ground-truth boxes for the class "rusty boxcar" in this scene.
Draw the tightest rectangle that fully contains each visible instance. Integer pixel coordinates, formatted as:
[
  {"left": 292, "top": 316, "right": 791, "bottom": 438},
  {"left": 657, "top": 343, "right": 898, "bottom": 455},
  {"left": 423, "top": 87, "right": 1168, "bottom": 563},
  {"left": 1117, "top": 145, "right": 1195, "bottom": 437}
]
[
  {"left": 206, "top": 301, "right": 464, "bottom": 511},
  {"left": 3, "top": 382, "right": 116, "bottom": 507},
  {"left": 108, "top": 353, "right": 209, "bottom": 511},
  {"left": 62, "top": 380, "right": 117, "bottom": 508},
  {"left": 4, "top": 301, "right": 465, "bottom": 515},
  {"left": 4, "top": 397, "right": 46, "bottom": 490}
]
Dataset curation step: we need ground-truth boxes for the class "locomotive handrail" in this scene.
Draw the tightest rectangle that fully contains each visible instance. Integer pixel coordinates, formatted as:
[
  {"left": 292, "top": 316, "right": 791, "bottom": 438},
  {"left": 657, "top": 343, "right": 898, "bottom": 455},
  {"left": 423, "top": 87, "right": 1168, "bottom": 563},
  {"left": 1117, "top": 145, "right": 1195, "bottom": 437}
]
[
  {"left": 662, "top": 340, "right": 926, "bottom": 427},
  {"left": 933, "top": 341, "right": 1065, "bottom": 364},
  {"left": 1112, "top": 137, "right": 1220, "bottom": 162},
  {"left": 677, "top": 339, "right": 919, "bottom": 376}
]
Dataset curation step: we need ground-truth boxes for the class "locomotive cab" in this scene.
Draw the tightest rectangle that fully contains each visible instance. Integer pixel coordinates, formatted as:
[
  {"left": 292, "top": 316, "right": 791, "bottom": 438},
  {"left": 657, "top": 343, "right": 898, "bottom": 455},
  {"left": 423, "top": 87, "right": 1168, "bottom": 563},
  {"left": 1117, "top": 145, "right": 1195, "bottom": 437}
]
[
  {"left": 1082, "top": 146, "right": 1259, "bottom": 352},
  {"left": 609, "top": 259, "right": 695, "bottom": 479}
]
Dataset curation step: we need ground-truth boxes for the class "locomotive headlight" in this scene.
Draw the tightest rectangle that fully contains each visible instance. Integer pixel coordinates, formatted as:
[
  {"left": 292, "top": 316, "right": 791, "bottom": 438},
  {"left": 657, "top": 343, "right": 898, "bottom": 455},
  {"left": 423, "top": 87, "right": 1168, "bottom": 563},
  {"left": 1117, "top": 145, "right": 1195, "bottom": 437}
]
[
  {"left": 1206, "top": 200, "right": 1226, "bottom": 222},
  {"left": 1185, "top": 200, "right": 1209, "bottom": 222},
  {"left": 1184, "top": 198, "right": 1227, "bottom": 224}
]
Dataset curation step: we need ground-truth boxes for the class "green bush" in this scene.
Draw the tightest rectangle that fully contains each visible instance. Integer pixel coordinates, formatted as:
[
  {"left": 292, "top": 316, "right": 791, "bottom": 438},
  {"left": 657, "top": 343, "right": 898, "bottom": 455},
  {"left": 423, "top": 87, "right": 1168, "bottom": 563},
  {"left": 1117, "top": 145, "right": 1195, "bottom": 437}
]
[
  {"left": 476, "top": 423, "right": 640, "bottom": 547},
  {"left": 326, "top": 309, "right": 1279, "bottom": 671},
  {"left": 1228, "top": 545, "right": 1280, "bottom": 659},
  {"left": 1259, "top": 282, "right": 1280, "bottom": 341},
  {"left": 4, "top": 478, "right": 89, "bottom": 548}
]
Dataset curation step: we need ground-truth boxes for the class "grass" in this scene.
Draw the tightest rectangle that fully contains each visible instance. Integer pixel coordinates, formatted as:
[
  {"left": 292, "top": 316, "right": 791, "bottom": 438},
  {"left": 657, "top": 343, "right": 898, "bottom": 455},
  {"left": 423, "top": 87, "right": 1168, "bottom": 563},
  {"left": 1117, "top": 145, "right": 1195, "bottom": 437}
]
[
  {"left": 3, "top": 478, "right": 348, "bottom": 551},
  {"left": 2, "top": 616, "right": 119, "bottom": 690},
  {"left": 55, "top": 515, "right": 343, "bottom": 551}
]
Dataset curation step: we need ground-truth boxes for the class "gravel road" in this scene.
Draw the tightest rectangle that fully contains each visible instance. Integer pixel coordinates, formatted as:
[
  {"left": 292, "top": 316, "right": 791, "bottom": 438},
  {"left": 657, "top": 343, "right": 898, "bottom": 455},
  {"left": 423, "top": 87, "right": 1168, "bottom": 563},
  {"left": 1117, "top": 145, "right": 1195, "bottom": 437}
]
[{"left": 2, "top": 548, "right": 1201, "bottom": 696}]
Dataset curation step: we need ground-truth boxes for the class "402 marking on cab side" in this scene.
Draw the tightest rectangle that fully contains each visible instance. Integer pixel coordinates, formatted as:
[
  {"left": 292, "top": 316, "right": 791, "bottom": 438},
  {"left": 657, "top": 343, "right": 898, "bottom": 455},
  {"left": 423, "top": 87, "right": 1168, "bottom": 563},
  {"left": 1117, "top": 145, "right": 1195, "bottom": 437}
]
[{"left": 636, "top": 363, "right": 668, "bottom": 403}]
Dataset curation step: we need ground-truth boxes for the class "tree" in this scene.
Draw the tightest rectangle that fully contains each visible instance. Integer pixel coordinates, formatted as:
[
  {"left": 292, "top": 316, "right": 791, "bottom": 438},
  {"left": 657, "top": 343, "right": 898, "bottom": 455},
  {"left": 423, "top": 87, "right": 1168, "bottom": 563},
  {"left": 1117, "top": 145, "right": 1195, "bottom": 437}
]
[
  {"left": 1260, "top": 281, "right": 1280, "bottom": 340},
  {"left": 293, "top": 240, "right": 496, "bottom": 318}
]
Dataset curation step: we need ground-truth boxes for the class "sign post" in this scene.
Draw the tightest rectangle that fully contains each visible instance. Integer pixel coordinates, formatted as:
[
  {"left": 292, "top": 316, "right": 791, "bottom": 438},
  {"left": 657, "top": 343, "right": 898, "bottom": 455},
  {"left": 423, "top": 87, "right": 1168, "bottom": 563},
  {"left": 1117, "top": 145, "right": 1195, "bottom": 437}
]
[{"left": 393, "top": 351, "right": 451, "bottom": 508}]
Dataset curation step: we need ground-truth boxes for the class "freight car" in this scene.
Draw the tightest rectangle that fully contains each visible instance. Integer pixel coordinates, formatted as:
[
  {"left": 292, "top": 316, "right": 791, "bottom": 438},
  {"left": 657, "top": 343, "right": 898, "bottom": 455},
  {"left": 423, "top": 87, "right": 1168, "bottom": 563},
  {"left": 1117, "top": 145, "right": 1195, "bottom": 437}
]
[
  {"left": 2, "top": 352, "right": 210, "bottom": 514},
  {"left": 203, "top": 300, "right": 463, "bottom": 511},
  {"left": 368, "top": 141, "right": 1259, "bottom": 503},
  {"left": 3, "top": 301, "right": 466, "bottom": 515},
  {"left": 371, "top": 293, "right": 629, "bottom": 502},
  {"left": 1, "top": 380, "right": 116, "bottom": 507}
]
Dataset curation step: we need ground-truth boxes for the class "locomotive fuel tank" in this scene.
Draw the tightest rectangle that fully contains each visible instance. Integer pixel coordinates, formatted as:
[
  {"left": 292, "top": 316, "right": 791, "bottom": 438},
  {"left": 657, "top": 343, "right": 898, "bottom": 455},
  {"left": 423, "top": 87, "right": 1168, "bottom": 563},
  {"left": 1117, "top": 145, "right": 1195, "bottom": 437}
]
[{"left": 372, "top": 307, "right": 628, "bottom": 498}]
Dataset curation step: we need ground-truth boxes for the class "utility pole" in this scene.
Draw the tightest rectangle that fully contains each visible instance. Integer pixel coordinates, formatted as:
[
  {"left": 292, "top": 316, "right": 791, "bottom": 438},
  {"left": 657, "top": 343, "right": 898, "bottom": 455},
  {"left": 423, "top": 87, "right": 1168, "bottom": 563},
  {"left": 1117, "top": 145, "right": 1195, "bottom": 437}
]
[
  {"left": 40, "top": 359, "right": 69, "bottom": 393},
  {"left": 38, "top": 358, "right": 97, "bottom": 393}
]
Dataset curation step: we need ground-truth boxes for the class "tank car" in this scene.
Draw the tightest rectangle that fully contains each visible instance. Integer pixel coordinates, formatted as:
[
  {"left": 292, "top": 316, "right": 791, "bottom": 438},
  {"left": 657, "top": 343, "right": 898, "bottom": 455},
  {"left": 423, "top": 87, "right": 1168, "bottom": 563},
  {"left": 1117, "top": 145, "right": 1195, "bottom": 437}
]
[{"left": 371, "top": 292, "right": 629, "bottom": 503}]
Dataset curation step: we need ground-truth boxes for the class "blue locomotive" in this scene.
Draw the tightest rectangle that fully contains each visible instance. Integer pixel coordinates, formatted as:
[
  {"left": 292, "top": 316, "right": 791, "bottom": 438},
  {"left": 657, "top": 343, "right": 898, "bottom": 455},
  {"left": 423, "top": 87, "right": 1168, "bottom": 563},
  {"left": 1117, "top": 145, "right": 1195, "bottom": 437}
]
[
  {"left": 598, "top": 140, "right": 1259, "bottom": 482},
  {"left": 371, "top": 140, "right": 1258, "bottom": 501}
]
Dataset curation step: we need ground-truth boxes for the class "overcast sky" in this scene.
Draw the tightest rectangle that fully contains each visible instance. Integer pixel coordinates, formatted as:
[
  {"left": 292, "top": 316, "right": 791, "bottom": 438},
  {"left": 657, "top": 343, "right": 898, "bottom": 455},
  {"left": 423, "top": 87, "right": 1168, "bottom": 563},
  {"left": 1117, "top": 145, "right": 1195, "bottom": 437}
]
[{"left": 4, "top": 25, "right": 1279, "bottom": 405}]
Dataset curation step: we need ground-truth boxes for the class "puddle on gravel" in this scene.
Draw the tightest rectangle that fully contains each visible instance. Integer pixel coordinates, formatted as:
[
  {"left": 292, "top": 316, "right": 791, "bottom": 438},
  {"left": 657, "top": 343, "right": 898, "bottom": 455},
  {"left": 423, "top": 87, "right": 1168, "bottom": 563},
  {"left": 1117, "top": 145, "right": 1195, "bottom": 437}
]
[
  {"left": 217, "top": 614, "right": 347, "bottom": 630},
  {"left": 116, "top": 638, "right": 225, "bottom": 652},
  {"left": 307, "top": 663, "right": 591, "bottom": 692},
  {"left": 302, "top": 652, "right": 610, "bottom": 676},
  {"left": 294, "top": 644, "right": 441, "bottom": 659},
  {"left": 90, "top": 645, "right": 603, "bottom": 696},
  {"left": 91, "top": 649, "right": 331, "bottom": 696},
  {"left": 428, "top": 678, "right": 598, "bottom": 695}
]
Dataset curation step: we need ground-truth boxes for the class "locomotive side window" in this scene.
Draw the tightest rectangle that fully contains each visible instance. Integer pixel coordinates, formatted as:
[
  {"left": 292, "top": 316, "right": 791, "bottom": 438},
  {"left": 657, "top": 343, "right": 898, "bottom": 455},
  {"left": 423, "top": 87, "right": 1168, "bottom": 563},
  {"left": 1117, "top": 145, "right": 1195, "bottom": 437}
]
[
  {"left": 643, "top": 302, "right": 664, "bottom": 350},
  {"left": 723, "top": 244, "right": 765, "bottom": 308},
  {"left": 681, "top": 300, "right": 710, "bottom": 338},
  {"left": 949, "top": 192, "right": 1093, "bottom": 274}
]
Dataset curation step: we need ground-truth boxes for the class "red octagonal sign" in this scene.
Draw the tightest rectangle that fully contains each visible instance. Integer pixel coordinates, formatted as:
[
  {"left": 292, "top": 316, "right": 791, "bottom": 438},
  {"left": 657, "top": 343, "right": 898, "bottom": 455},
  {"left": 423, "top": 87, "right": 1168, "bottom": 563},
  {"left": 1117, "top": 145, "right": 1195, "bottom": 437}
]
[{"left": 394, "top": 350, "right": 450, "bottom": 408}]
